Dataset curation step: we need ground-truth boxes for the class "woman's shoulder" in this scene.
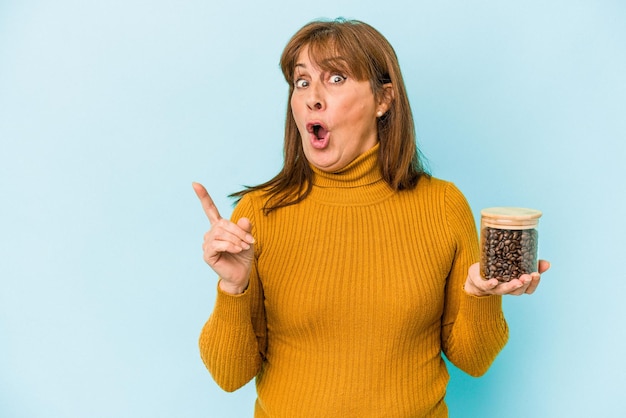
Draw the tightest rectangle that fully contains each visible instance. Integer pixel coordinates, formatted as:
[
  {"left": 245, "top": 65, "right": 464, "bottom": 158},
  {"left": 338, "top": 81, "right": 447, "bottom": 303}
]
[
  {"left": 239, "top": 188, "right": 270, "bottom": 204},
  {"left": 408, "top": 175, "right": 471, "bottom": 209},
  {"left": 414, "top": 175, "right": 461, "bottom": 195},
  {"left": 230, "top": 189, "right": 269, "bottom": 219},
  {"left": 418, "top": 175, "right": 449, "bottom": 188},
  {"left": 237, "top": 188, "right": 269, "bottom": 203}
]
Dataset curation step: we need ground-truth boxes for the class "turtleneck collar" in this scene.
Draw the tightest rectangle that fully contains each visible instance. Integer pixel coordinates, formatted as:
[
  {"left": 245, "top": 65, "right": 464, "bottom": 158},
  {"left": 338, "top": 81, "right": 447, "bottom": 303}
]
[{"left": 308, "top": 143, "right": 395, "bottom": 205}]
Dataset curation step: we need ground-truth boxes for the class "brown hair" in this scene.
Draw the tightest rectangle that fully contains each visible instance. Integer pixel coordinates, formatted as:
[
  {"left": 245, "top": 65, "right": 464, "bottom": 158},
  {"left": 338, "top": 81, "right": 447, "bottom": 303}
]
[{"left": 232, "top": 18, "right": 429, "bottom": 214}]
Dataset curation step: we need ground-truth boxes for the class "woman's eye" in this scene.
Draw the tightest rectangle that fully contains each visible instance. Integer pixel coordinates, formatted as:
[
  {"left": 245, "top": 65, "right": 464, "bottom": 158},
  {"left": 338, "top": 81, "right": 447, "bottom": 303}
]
[
  {"left": 329, "top": 74, "right": 346, "bottom": 84},
  {"left": 295, "top": 79, "right": 309, "bottom": 88}
]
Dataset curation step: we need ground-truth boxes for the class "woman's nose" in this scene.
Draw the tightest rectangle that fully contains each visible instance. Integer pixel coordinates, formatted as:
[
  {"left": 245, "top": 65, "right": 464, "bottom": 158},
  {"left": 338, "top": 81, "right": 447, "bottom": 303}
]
[{"left": 306, "top": 85, "right": 324, "bottom": 111}]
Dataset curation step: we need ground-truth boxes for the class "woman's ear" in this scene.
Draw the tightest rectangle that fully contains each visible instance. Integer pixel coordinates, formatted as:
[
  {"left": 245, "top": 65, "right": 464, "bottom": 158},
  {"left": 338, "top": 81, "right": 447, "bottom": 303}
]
[{"left": 377, "top": 83, "right": 395, "bottom": 116}]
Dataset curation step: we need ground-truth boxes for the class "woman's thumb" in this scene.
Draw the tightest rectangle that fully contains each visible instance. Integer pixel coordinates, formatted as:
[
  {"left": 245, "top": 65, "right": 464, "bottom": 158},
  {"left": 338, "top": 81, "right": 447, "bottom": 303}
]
[{"left": 237, "top": 217, "right": 253, "bottom": 234}]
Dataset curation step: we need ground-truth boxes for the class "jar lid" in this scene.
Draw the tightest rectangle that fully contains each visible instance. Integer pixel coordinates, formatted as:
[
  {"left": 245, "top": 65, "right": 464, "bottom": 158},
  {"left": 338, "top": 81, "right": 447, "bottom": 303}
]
[
  {"left": 481, "top": 207, "right": 542, "bottom": 219},
  {"left": 481, "top": 207, "right": 542, "bottom": 229}
]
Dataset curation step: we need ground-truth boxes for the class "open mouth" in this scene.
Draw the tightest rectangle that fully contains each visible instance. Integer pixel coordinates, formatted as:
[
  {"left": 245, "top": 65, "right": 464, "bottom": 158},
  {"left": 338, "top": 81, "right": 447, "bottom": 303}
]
[
  {"left": 307, "top": 123, "right": 328, "bottom": 140},
  {"left": 306, "top": 122, "right": 330, "bottom": 149}
]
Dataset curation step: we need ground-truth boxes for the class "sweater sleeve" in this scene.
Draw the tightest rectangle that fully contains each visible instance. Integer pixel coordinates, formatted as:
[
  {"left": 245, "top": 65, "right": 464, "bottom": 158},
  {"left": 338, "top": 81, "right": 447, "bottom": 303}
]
[
  {"left": 198, "top": 195, "right": 267, "bottom": 392},
  {"left": 440, "top": 183, "right": 509, "bottom": 377}
]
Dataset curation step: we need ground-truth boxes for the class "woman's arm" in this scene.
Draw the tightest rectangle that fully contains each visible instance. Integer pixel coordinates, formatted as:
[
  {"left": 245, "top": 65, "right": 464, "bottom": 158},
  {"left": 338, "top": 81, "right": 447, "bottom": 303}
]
[
  {"left": 199, "top": 263, "right": 267, "bottom": 391},
  {"left": 439, "top": 183, "right": 509, "bottom": 376},
  {"left": 194, "top": 189, "right": 267, "bottom": 391}
]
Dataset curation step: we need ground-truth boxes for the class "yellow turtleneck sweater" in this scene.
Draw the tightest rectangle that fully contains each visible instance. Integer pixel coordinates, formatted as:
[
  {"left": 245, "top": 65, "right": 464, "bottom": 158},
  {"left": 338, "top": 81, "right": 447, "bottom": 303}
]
[{"left": 199, "top": 144, "right": 508, "bottom": 417}]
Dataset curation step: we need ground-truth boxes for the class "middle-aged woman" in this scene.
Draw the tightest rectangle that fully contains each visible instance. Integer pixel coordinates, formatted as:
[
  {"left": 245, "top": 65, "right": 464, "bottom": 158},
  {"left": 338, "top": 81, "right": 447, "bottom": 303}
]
[{"left": 193, "top": 18, "right": 550, "bottom": 418}]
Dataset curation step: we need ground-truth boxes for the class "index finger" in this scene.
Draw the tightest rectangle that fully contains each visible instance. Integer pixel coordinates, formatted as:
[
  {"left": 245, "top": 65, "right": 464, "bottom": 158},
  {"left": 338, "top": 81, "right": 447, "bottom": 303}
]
[{"left": 192, "top": 182, "right": 222, "bottom": 224}]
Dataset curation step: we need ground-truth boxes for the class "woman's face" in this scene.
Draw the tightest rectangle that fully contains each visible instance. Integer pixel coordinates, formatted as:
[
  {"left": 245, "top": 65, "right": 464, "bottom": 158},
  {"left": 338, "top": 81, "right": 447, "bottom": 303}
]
[{"left": 290, "top": 46, "right": 386, "bottom": 172}]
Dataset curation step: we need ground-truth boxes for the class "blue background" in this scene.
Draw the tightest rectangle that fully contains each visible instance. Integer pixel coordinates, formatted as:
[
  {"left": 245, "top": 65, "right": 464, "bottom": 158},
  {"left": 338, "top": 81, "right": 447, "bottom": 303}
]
[{"left": 1, "top": 1, "right": 625, "bottom": 417}]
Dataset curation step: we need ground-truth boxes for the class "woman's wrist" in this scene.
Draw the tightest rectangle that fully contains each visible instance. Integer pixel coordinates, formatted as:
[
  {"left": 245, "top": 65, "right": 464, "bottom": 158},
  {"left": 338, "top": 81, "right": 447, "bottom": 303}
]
[
  {"left": 463, "top": 278, "right": 489, "bottom": 297},
  {"left": 218, "top": 280, "right": 249, "bottom": 295}
]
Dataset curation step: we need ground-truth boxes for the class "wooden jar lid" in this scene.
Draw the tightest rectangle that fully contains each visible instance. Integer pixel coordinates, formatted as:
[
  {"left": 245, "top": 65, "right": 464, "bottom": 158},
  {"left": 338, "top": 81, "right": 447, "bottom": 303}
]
[{"left": 481, "top": 207, "right": 542, "bottom": 229}]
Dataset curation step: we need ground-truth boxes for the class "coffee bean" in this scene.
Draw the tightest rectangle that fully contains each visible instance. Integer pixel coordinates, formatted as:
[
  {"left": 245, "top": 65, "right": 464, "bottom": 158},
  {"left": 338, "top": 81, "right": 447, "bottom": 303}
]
[{"left": 480, "top": 227, "right": 538, "bottom": 282}]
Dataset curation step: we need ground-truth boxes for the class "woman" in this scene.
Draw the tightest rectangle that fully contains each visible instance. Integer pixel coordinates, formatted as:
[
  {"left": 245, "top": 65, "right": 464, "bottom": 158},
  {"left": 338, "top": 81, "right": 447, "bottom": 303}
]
[{"left": 193, "top": 18, "right": 549, "bottom": 417}]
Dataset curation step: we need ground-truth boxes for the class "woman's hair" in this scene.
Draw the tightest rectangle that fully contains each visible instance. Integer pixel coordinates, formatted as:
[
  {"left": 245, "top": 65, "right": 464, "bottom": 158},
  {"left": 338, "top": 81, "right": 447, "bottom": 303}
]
[{"left": 231, "top": 18, "right": 429, "bottom": 214}]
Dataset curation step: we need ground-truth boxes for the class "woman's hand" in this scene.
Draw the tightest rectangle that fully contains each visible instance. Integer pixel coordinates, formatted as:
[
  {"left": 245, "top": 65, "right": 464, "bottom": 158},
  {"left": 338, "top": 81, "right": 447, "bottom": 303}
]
[
  {"left": 192, "top": 182, "right": 255, "bottom": 294},
  {"left": 463, "top": 260, "right": 551, "bottom": 297}
]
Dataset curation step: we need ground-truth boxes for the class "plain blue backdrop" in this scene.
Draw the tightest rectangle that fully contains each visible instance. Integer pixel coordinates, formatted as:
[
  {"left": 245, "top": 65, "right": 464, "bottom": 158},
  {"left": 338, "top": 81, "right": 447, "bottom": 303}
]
[{"left": 1, "top": 1, "right": 625, "bottom": 417}]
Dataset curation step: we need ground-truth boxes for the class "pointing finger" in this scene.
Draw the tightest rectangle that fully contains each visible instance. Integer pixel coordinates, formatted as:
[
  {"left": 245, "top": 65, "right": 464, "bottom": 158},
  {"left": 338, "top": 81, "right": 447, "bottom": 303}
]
[{"left": 192, "top": 182, "right": 221, "bottom": 225}]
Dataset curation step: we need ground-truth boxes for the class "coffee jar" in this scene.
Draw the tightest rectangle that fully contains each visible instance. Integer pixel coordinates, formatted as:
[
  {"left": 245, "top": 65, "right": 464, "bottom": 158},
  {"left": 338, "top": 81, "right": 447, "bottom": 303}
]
[{"left": 480, "top": 207, "right": 542, "bottom": 282}]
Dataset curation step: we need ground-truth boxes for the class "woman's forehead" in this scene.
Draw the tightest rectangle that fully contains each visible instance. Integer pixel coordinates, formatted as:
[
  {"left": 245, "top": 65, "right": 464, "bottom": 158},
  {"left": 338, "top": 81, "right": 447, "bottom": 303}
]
[{"left": 294, "top": 43, "right": 360, "bottom": 77}]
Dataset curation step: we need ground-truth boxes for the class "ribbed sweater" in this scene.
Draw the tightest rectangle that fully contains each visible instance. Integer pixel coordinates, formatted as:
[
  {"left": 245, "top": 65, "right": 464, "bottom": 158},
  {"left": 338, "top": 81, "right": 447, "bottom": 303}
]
[{"left": 199, "top": 144, "right": 509, "bottom": 417}]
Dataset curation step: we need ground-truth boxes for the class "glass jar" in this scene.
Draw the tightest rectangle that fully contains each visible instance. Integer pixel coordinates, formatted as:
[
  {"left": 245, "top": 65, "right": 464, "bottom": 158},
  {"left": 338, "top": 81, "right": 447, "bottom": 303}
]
[{"left": 480, "top": 207, "right": 542, "bottom": 282}]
